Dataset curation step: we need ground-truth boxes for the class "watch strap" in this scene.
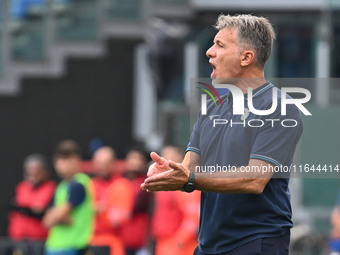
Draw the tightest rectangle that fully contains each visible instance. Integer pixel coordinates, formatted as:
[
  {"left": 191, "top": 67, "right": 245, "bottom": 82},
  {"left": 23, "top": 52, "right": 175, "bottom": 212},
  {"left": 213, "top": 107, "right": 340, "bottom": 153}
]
[{"left": 188, "top": 171, "right": 195, "bottom": 185}]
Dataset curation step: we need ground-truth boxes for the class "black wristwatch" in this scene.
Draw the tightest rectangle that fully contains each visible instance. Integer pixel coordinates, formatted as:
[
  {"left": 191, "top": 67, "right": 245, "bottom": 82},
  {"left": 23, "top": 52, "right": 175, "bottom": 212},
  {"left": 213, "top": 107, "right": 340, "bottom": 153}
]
[{"left": 183, "top": 171, "right": 196, "bottom": 193}]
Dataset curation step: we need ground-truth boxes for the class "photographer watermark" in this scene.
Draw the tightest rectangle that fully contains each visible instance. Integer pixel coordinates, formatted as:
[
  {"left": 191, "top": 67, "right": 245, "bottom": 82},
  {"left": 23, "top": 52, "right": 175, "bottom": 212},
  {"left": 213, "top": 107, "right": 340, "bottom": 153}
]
[{"left": 196, "top": 82, "right": 312, "bottom": 128}]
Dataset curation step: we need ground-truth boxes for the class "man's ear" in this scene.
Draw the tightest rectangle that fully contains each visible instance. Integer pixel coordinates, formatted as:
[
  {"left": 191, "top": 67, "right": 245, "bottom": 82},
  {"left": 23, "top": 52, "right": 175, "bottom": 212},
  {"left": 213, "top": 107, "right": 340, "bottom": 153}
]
[{"left": 240, "top": 50, "right": 255, "bottom": 67}]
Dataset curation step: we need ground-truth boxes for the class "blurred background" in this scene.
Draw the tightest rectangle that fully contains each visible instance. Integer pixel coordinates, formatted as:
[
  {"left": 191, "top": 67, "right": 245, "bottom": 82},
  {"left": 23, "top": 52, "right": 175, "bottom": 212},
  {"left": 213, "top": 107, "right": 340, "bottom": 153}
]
[{"left": 0, "top": 0, "right": 340, "bottom": 254}]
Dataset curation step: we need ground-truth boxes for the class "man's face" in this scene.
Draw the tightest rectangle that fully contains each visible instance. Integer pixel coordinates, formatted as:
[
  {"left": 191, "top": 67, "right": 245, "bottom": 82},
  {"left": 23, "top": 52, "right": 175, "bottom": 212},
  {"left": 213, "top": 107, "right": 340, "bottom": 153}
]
[
  {"left": 93, "top": 151, "right": 113, "bottom": 178},
  {"left": 24, "top": 162, "right": 46, "bottom": 186},
  {"left": 54, "top": 156, "right": 79, "bottom": 180},
  {"left": 125, "top": 151, "right": 146, "bottom": 172},
  {"left": 206, "top": 28, "right": 243, "bottom": 80}
]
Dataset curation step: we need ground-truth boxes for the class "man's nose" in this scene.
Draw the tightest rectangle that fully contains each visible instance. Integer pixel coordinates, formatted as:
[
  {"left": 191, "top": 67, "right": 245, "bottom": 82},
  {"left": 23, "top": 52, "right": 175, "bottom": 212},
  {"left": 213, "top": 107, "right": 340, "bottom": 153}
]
[{"left": 206, "top": 45, "right": 215, "bottom": 58}]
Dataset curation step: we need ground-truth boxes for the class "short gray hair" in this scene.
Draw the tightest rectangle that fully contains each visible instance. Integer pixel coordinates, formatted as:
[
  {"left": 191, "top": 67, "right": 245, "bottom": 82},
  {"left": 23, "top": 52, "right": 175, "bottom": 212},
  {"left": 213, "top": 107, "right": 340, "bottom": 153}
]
[
  {"left": 23, "top": 154, "right": 49, "bottom": 170},
  {"left": 214, "top": 14, "right": 276, "bottom": 68}
]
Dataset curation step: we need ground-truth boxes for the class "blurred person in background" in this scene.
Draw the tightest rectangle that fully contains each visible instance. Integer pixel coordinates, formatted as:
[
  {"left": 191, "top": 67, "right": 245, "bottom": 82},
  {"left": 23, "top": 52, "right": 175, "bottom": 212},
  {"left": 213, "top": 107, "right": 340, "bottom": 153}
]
[
  {"left": 121, "top": 147, "right": 152, "bottom": 255},
  {"left": 151, "top": 145, "right": 200, "bottom": 255},
  {"left": 43, "top": 140, "right": 94, "bottom": 255},
  {"left": 8, "top": 154, "right": 56, "bottom": 240},
  {"left": 90, "top": 146, "right": 134, "bottom": 255}
]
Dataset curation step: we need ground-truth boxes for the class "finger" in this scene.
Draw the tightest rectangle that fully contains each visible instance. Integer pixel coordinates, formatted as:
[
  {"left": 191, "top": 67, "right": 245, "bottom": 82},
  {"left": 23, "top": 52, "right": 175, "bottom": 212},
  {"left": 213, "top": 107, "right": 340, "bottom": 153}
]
[
  {"left": 141, "top": 181, "right": 164, "bottom": 192},
  {"left": 144, "top": 170, "right": 170, "bottom": 184},
  {"left": 168, "top": 160, "right": 182, "bottom": 170},
  {"left": 140, "top": 182, "right": 147, "bottom": 190},
  {"left": 142, "top": 181, "right": 174, "bottom": 192},
  {"left": 141, "top": 183, "right": 152, "bottom": 192},
  {"left": 150, "top": 152, "right": 164, "bottom": 165},
  {"left": 147, "top": 162, "right": 157, "bottom": 177}
]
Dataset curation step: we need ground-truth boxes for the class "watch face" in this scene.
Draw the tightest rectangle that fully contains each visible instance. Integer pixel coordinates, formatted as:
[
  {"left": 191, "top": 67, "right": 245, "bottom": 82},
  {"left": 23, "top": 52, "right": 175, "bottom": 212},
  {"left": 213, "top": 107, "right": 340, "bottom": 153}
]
[{"left": 184, "top": 183, "right": 195, "bottom": 193}]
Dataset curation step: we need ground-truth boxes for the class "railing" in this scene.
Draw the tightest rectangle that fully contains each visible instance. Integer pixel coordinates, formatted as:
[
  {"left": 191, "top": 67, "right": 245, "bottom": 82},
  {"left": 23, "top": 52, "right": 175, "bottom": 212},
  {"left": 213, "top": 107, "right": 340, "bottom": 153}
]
[
  {"left": 108, "top": 0, "right": 142, "bottom": 22},
  {"left": 56, "top": 0, "right": 98, "bottom": 40},
  {"left": 0, "top": 0, "right": 146, "bottom": 80},
  {"left": 0, "top": 0, "right": 195, "bottom": 83}
]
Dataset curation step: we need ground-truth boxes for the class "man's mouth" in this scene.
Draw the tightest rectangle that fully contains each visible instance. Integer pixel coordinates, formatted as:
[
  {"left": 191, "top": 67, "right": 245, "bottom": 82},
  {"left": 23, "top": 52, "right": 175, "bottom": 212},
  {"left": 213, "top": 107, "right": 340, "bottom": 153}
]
[{"left": 209, "top": 60, "right": 216, "bottom": 78}]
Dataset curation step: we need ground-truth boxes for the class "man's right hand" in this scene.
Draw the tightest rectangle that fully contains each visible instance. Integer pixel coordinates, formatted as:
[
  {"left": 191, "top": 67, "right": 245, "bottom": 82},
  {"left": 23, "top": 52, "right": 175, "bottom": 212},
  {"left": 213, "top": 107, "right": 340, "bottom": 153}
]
[{"left": 147, "top": 152, "right": 171, "bottom": 177}]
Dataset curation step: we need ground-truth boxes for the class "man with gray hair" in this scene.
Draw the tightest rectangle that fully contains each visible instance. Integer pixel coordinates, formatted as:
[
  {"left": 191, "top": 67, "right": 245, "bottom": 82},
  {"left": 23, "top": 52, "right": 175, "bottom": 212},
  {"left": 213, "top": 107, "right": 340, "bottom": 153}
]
[
  {"left": 142, "top": 14, "right": 303, "bottom": 255},
  {"left": 8, "top": 154, "right": 56, "bottom": 240}
]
